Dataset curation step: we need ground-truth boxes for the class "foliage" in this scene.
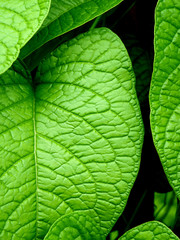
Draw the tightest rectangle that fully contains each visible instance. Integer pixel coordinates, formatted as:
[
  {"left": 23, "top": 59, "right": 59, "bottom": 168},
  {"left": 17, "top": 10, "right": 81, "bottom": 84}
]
[{"left": 0, "top": 0, "right": 179, "bottom": 239}]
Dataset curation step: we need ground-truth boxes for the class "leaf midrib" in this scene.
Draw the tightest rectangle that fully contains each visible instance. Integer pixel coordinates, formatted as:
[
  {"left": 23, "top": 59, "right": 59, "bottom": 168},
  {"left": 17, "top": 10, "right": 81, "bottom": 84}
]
[{"left": 33, "top": 93, "right": 38, "bottom": 239}]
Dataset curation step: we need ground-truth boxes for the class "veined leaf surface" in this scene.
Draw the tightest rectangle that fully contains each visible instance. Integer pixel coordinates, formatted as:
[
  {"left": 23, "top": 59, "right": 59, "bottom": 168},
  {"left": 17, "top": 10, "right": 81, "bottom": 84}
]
[
  {"left": 20, "top": 0, "right": 124, "bottom": 59},
  {"left": 119, "top": 221, "right": 179, "bottom": 240},
  {"left": 43, "top": 211, "right": 103, "bottom": 240},
  {"left": 0, "top": 28, "right": 143, "bottom": 239},
  {"left": 0, "top": 0, "right": 51, "bottom": 75},
  {"left": 150, "top": 0, "right": 180, "bottom": 198}
]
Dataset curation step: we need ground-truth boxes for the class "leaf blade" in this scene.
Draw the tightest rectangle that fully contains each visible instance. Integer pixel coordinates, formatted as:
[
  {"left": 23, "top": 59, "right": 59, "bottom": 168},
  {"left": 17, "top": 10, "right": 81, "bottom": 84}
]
[
  {"left": 0, "top": 61, "right": 36, "bottom": 239},
  {"left": 150, "top": 0, "right": 180, "bottom": 199},
  {"left": 35, "top": 27, "right": 144, "bottom": 237},
  {"left": 119, "top": 221, "right": 179, "bottom": 240},
  {"left": 0, "top": 0, "right": 51, "bottom": 74},
  {"left": 19, "top": 0, "right": 124, "bottom": 59},
  {"left": 44, "top": 211, "right": 104, "bottom": 240},
  {"left": 0, "top": 28, "right": 144, "bottom": 238}
]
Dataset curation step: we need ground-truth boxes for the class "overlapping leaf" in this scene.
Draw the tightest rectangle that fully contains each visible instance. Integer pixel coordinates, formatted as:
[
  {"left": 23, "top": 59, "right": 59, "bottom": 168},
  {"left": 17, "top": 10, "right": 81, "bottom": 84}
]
[
  {"left": 20, "top": 0, "right": 124, "bottom": 59},
  {"left": 119, "top": 221, "right": 179, "bottom": 240},
  {"left": 0, "top": 0, "right": 50, "bottom": 75},
  {"left": 0, "top": 28, "right": 143, "bottom": 239},
  {"left": 44, "top": 211, "right": 103, "bottom": 240},
  {"left": 150, "top": 0, "right": 180, "bottom": 199}
]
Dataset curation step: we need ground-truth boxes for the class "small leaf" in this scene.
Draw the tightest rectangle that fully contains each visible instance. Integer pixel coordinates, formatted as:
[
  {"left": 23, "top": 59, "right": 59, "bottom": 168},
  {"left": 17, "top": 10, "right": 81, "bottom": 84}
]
[
  {"left": 119, "top": 221, "right": 179, "bottom": 240},
  {"left": 110, "top": 230, "right": 119, "bottom": 240},
  {"left": 154, "top": 191, "right": 177, "bottom": 228},
  {"left": 20, "top": 0, "right": 124, "bottom": 59},
  {"left": 0, "top": 0, "right": 51, "bottom": 74},
  {"left": 150, "top": 0, "right": 180, "bottom": 199}
]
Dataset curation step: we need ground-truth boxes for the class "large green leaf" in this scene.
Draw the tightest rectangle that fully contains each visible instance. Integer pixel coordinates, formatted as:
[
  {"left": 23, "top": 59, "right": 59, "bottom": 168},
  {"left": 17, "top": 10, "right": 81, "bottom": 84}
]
[
  {"left": 119, "top": 221, "right": 179, "bottom": 240},
  {"left": 0, "top": 0, "right": 51, "bottom": 75},
  {"left": 20, "top": 0, "right": 124, "bottom": 59},
  {"left": 149, "top": 0, "right": 180, "bottom": 198},
  {"left": 0, "top": 28, "right": 143, "bottom": 239}
]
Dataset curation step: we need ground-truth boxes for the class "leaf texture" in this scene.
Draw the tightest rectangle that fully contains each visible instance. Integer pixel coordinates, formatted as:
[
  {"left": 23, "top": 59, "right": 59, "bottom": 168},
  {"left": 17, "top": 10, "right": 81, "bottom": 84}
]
[
  {"left": 0, "top": 0, "right": 50, "bottom": 75},
  {"left": 0, "top": 61, "right": 35, "bottom": 239},
  {"left": 0, "top": 28, "right": 143, "bottom": 239},
  {"left": 20, "top": 0, "right": 124, "bottom": 59},
  {"left": 119, "top": 221, "right": 179, "bottom": 240},
  {"left": 44, "top": 211, "right": 103, "bottom": 240},
  {"left": 150, "top": 0, "right": 180, "bottom": 199}
]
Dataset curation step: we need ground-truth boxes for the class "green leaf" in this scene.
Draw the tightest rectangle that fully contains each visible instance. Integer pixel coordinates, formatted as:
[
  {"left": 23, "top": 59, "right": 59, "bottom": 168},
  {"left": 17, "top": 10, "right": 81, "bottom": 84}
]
[
  {"left": 122, "top": 34, "right": 152, "bottom": 104},
  {"left": 23, "top": 31, "right": 75, "bottom": 72},
  {"left": 19, "top": 0, "right": 124, "bottom": 59},
  {"left": 149, "top": 0, "right": 180, "bottom": 199},
  {"left": 0, "top": 0, "right": 51, "bottom": 75},
  {"left": 0, "top": 28, "right": 143, "bottom": 239},
  {"left": 154, "top": 191, "right": 177, "bottom": 228},
  {"left": 110, "top": 230, "right": 119, "bottom": 240},
  {"left": 44, "top": 211, "right": 103, "bottom": 240},
  {"left": 0, "top": 60, "right": 35, "bottom": 239},
  {"left": 119, "top": 221, "right": 179, "bottom": 240}
]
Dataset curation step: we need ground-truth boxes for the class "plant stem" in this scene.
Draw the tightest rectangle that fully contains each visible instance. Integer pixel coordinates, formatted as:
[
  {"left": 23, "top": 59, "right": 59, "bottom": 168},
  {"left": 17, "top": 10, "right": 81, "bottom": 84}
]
[
  {"left": 90, "top": 15, "right": 102, "bottom": 30},
  {"left": 111, "top": 0, "right": 136, "bottom": 30},
  {"left": 124, "top": 189, "right": 148, "bottom": 233},
  {"left": 120, "top": 0, "right": 136, "bottom": 20}
]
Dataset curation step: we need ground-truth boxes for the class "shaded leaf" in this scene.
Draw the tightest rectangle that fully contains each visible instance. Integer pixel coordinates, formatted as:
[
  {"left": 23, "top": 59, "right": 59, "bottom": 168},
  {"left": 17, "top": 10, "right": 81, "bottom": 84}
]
[
  {"left": 154, "top": 191, "right": 177, "bottom": 228},
  {"left": 122, "top": 34, "right": 152, "bottom": 104}
]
